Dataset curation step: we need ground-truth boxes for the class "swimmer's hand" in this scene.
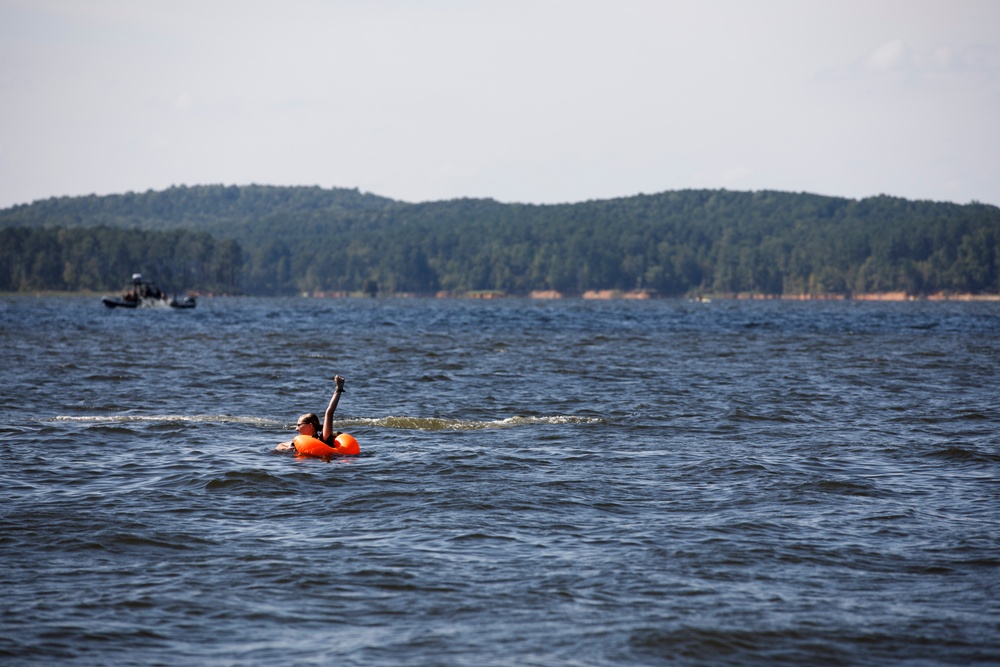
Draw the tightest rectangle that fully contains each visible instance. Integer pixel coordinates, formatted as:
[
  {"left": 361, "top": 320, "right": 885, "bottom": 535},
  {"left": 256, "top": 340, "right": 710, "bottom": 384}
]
[
  {"left": 275, "top": 441, "right": 294, "bottom": 452},
  {"left": 335, "top": 374, "right": 346, "bottom": 392}
]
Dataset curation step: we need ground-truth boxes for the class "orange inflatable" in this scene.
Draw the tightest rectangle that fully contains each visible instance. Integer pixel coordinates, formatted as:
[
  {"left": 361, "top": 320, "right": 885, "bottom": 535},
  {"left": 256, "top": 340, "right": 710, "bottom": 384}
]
[{"left": 293, "top": 433, "right": 360, "bottom": 457}]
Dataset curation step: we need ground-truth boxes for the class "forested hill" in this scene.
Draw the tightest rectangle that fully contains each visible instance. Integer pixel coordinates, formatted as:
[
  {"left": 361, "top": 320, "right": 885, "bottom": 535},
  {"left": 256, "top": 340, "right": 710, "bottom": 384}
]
[
  {"left": 2, "top": 185, "right": 998, "bottom": 297},
  {"left": 0, "top": 184, "right": 397, "bottom": 235}
]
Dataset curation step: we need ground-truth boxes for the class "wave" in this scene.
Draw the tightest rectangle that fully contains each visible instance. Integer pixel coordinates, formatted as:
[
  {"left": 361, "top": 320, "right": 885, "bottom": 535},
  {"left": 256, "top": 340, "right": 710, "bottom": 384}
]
[
  {"left": 52, "top": 414, "right": 602, "bottom": 432},
  {"left": 53, "top": 414, "right": 277, "bottom": 426},
  {"left": 341, "top": 415, "right": 602, "bottom": 431}
]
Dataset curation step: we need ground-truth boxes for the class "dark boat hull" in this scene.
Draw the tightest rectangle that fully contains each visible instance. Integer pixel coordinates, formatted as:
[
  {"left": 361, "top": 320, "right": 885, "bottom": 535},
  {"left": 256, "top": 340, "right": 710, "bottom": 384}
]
[
  {"left": 170, "top": 297, "right": 197, "bottom": 309},
  {"left": 101, "top": 296, "right": 138, "bottom": 309},
  {"left": 101, "top": 295, "right": 196, "bottom": 309}
]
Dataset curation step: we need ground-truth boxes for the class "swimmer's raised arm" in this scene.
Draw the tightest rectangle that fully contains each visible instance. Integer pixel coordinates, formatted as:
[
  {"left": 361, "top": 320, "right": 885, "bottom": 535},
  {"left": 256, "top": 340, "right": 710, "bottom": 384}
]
[{"left": 322, "top": 375, "right": 346, "bottom": 442}]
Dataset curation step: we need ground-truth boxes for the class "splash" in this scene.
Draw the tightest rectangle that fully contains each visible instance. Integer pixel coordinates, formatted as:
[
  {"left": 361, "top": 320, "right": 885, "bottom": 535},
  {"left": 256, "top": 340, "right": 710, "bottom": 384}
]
[
  {"left": 53, "top": 414, "right": 280, "bottom": 427},
  {"left": 52, "top": 414, "right": 602, "bottom": 431},
  {"left": 338, "top": 415, "right": 602, "bottom": 432}
]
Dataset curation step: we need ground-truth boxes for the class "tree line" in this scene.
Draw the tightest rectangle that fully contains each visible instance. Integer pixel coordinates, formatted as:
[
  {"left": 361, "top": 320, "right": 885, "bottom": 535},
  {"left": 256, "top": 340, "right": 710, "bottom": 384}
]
[
  {"left": 2, "top": 185, "right": 998, "bottom": 296},
  {"left": 0, "top": 226, "right": 242, "bottom": 294}
]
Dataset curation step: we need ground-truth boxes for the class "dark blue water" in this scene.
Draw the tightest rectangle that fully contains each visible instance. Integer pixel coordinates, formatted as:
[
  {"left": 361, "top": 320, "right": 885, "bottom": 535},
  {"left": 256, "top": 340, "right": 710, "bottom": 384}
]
[{"left": 1, "top": 296, "right": 998, "bottom": 666}]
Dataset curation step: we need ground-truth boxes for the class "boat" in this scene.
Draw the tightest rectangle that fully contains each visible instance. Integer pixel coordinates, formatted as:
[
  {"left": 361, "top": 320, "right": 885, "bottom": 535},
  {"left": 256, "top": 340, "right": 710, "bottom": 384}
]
[{"left": 101, "top": 274, "right": 197, "bottom": 309}]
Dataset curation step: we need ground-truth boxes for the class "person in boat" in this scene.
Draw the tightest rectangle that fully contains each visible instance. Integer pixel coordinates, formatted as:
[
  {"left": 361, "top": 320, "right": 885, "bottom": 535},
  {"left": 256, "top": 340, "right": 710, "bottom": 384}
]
[{"left": 275, "top": 375, "right": 346, "bottom": 452}]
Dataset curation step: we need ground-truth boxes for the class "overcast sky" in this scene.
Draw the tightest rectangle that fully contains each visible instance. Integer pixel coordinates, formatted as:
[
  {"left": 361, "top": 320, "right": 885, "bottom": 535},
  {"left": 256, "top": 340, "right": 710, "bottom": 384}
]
[{"left": 1, "top": 0, "right": 998, "bottom": 209}]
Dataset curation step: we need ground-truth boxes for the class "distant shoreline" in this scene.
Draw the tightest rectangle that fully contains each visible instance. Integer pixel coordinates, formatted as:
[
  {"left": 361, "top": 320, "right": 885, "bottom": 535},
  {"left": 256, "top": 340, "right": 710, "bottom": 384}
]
[
  {"left": 5, "top": 289, "right": 999, "bottom": 302},
  {"left": 438, "top": 289, "right": 1000, "bottom": 302}
]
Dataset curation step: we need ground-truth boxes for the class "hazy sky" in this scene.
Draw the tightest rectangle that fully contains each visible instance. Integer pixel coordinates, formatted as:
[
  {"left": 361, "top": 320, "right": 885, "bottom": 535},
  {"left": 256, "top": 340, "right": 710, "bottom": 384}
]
[{"left": 1, "top": 0, "right": 998, "bottom": 209}]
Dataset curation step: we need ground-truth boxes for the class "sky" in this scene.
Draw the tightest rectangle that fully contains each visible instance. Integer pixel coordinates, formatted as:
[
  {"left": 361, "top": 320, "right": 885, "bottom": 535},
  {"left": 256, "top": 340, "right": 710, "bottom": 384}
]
[{"left": 1, "top": 0, "right": 999, "bottom": 209}]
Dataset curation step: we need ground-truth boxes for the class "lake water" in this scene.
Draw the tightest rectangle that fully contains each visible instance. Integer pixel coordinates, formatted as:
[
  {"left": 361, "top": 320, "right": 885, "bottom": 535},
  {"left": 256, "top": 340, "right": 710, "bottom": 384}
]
[{"left": 1, "top": 296, "right": 998, "bottom": 666}]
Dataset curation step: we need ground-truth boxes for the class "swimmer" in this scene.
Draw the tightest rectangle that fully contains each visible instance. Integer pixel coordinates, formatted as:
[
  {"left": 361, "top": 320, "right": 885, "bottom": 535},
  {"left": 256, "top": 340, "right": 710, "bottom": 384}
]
[{"left": 275, "top": 375, "right": 346, "bottom": 452}]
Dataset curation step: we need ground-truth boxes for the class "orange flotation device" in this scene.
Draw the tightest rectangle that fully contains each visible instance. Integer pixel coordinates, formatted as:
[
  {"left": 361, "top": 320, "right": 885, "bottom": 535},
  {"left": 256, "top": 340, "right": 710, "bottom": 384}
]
[{"left": 293, "top": 433, "right": 360, "bottom": 457}]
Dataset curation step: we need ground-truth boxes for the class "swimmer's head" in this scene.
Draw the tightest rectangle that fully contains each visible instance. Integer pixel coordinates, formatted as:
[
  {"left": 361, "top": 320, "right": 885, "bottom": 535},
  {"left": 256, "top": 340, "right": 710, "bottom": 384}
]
[{"left": 296, "top": 413, "right": 320, "bottom": 434}]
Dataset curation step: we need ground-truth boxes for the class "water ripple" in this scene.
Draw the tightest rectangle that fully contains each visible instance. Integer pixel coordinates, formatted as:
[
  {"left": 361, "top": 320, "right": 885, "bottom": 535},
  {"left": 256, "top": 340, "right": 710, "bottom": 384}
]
[{"left": 1, "top": 297, "right": 998, "bottom": 666}]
